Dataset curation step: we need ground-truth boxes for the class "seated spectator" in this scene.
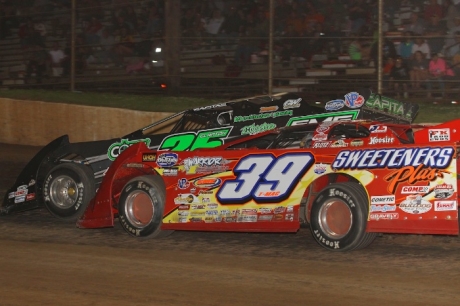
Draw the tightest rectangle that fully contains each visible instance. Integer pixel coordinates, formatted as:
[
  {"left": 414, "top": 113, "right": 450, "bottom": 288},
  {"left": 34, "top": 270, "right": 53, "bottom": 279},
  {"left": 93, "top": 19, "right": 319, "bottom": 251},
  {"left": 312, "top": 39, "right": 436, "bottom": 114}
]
[
  {"left": 85, "top": 16, "right": 103, "bottom": 46},
  {"left": 113, "top": 27, "right": 135, "bottom": 63},
  {"left": 410, "top": 50, "right": 429, "bottom": 89},
  {"left": 425, "top": 13, "right": 447, "bottom": 55},
  {"left": 348, "top": 34, "right": 370, "bottom": 62},
  {"left": 443, "top": 31, "right": 460, "bottom": 58},
  {"left": 411, "top": 37, "right": 431, "bottom": 59},
  {"left": 390, "top": 57, "right": 410, "bottom": 98},
  {"left": 383, "top": 57, "right": 394, "bottom": 89},
  {"left": 87, "top": 28, "right": 116, "bottom": 64},
  {"left": 49, "top": 42, "right": 66, "bottom": 77},
  {"left": 348, "top": 0, "right": 369, "bottom": 34},
  {"left": 234, "top": 25, "right": 260, "bottom": 66},
  {"left": 403, "top": 12, "right": 426, "bottom": 36},
  {"left": 399, "top": 31, "right": 414, "bottom": 65},
  {"left": 426, "top": 53, "right": 455, "bottom": 98},
  {"left": 26, "top": 44, "right": 49, "bottom": 83}
]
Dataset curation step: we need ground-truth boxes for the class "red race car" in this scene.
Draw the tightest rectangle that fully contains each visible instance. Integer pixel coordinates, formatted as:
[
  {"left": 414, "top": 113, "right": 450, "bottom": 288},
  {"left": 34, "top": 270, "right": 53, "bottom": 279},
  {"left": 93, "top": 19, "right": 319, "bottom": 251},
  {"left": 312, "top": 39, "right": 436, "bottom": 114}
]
[{"left": 77, "top": 119, "right": 459, "bottom": 251}]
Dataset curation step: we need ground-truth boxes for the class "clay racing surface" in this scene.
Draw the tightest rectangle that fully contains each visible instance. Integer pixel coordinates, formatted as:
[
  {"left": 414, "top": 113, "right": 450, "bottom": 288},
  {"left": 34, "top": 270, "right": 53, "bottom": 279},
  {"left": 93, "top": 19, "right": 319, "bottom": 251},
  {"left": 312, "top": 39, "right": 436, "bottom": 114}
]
[{"left": 1, "top": 144, "right": 460, "bottom": 306}]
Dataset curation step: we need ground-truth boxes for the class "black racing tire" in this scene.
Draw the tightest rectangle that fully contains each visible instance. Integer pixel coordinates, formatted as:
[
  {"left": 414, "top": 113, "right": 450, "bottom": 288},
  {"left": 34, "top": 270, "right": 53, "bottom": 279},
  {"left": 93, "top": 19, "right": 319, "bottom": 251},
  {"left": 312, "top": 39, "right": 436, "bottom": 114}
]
[
  {"left": 43, "top": 163, "right": 95, "bottom": 221},
  {"left": 309, "top": 182, "right": 377, "bottom": 252},
  {"left": 118, "top": 175, "right": 173, "bottom": 238}
]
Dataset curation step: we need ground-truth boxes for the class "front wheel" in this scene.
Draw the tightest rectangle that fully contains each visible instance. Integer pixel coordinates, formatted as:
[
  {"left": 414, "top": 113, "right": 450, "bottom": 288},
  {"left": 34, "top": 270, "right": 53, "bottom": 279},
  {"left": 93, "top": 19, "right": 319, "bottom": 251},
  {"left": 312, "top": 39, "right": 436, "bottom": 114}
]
[
  {"left": 309, "top": 182, "right": 376, "bottom": 251},
  {"left": 43, "top": 163, "right": 95, "bottom": 220},
  {"left": 118, "top": 176, "right": 172, "bottom": 238}
]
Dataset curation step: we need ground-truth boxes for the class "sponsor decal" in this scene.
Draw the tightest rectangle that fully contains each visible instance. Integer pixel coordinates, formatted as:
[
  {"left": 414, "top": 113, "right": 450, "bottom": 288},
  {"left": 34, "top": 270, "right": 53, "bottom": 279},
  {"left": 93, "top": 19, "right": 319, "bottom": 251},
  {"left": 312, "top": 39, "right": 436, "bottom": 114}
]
[
  {"left": 344, "top": 92, "right": 365, "bottom": 108},
  {"left": 258, "top": 215, "right": 273, "bottom": 221},
  {"left": 312, "top": 133, "right": 328, "bottom": 141},
  {"left": 220, "top": 209, "right": 231, "bottom": 215},
  {"left": 365, "top": 94, "right": 410, "bottom": 118},
  {"left": 163, "top": 168, "right": 178, "bottom": 176},
  {"left": 14, "top": 196, "right": 25, "bottom": 203},
  {"left": 26, "top": 193, "right": 35, "bottom": 201},
  {"left": 28, "top": 179, "right": 36, "bottom": 186},
  {"left": 258, "top": 207, "right": 272, "bottom": 214},
  {"left": 331, "top": 140, "right": 348, "bottom": 148},
  {"left": 242, "top": 208, "right": 257, "bottom": 214},
  {"left": 174, "top": 194, "right": 199, "bottom": 205},
  {"left": 177, "top": 178, "right": 190, "bottom": 190},
  {"left": 191, "top": 204, "right": 206, "bottom": 210},
  {"left": 371, "top": 195, "right": 395, "bottom": 204},
  {"left": 287, "top": 205, "right": 294, "bottom": 212},
  {"left": 225, "top": 217, "right": 236, "bottom": 222},
  {"left": 202, "top": 197, "right": 210, "bottom": 203},
  {"left": 194, "top": 177, "right": 222, "bottom": 188},
  {"left": 234, "top": 110, "right": 293, "bottom": 123},
  {"left": 199, "top": 190, "right": 213, "bottom": 195},
  {"left": 183, "top": 157, "right": 228, "bottom": 174},
  {"left": 429, "top": 128, "right": 450, "bottom": 142},
  {"left": 215, "top": 216, "right": 222, "bottom": 222},
  {"left": 316, "top": 125, "right": 330, "bottom": 133},
  {"left": 260, "top": 106, "right": 278, "bottom": 113},
  {"left": 241, "top": 122, "right": 277, "bottom": 135},
  {"left": 178, "top": 217, "right": 188, "bottom": 223},
  {"left": 333, "top": 147, "right": 454, "bottom": 170},
  {"left": 190, "top": 212, "right": 205, "bottom": 217},
  {"left": 369, "top": 213, "right": 399, "bottom": 220},
  {"left": 8, "top": 192, "right": 15, "bottom": 199},
  {"left": 205, "top": 210, "right": 219, "bottom": 216},
  {"left": 108, "top": 138, "right": 151, "bottom": 161},
  {"left": 194, "top": 103, "right": 227, "bottom": 111},
  {"left": 285, "top": 213, "right": 294, "bottom": 221},
  {"left": 274, "top": 214, "right": 284, "bottom": 221},
  {"left": 401, "top": 185, "right": 430, "bottom": 194},
  {"left": 369, "top": 136, "right": 395, "bottom": 145},
  {"left": 17, "top": 185, "right": 28, "bottom": 190},
  {"left": 157, "top": 153, "right": 178, "bottom": 167},
  {"left": 369, "top": 125, "right": 388, "bottom": 133},
  {"left": 283, "top": 98, "right": 302, "bottom": 109},
  {"left": 370, "top": 204, "right": 397, "bottom": 212},
  {"left": 399, "top": 195, "right": 432, "bottom": 214},
  {"left": 274, "top": 206, "right": 285, "bottom": 214},
  {"left": 434, "top": 201, "right": 457, "bottom": 211},
  {"left": 14, "top": 189, "right": 27, "bottom": 197},
  {"left": 207, "top": 203, "right": 218, "bottom": 209},
  {"left": 434, "top": 183, "right": 454, "bottom": 198},
  {"left": 314, "top": 163, "right": 327, "bottom": 175},
  {"left": 204, "top": 217, "right": 214, "bottom": 223},
  {"left": 178, "top": 205, "right": 190, "bottom": 210},
  {"left": 287, "top": 110, "right": 360, "bottom": 126},
  {"left": 238, "top": 215, "right": 257, "bottom": 222},
  {"left": 325, "top": 99, "right": 345, "bottom": 111},
  {"left": 178, "top": 211, "right": 189, "bottom": 216},
  {"left": 125, "top": 163, "right": 144, "bottom": 168},
  {"left": 189, "top": 217, "right": 203, "bottom": 222},
  {"left": 142, "top": 153, "right": 156, "bottom": 162},
  {"left": 313, "top": 142, "right": 330, "bottom": 148},
  {"left": 350, "top": 139, "right": 363, "bottom": 147}
]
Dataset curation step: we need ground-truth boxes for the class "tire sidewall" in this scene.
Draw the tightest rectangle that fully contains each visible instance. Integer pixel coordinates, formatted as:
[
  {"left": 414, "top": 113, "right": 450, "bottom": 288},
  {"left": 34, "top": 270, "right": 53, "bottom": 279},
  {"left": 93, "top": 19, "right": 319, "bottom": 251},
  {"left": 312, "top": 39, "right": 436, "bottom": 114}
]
[
  {"left": 43, "top": 164, "right": 93, "bottom": 219},
  {"left": 118, "top": 178, "right": 164, "bottom": 237},
  {"left": 310, "top": 184, "right": 367, "bottom": 251}
]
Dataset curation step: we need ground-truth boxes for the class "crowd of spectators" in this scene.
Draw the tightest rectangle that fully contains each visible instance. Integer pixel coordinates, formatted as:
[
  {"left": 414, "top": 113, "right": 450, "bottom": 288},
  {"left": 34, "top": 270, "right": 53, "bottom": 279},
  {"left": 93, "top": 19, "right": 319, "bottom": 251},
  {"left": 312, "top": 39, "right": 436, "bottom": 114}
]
[{"left": 2, "top": 0, "right": 460, "bottom": 98}]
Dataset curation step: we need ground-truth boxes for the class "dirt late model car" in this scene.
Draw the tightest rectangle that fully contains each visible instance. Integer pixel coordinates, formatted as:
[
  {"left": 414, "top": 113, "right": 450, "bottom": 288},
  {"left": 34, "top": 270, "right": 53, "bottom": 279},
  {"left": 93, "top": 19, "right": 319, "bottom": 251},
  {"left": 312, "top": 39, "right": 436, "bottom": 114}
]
[
  {"left": 76, "top": 118, "right": 459, "bottom": 251},
  {"left": 2, "top": 91, "right": 418, "bottom": 221}
]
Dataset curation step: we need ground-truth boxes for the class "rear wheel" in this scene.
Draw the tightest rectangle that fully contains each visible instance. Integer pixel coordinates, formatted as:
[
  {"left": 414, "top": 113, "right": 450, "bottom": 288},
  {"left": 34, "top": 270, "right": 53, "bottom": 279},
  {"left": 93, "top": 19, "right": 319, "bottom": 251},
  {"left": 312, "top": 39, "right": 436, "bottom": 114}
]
[
  {"left": 309, "top": 182, "right": 376, "bottom": 251},
  {"left": 118, "top": 176, "right": 172, "bottom": 238},
  {"left": 43, "top": 163, "right": 95, "bottom": 220}
]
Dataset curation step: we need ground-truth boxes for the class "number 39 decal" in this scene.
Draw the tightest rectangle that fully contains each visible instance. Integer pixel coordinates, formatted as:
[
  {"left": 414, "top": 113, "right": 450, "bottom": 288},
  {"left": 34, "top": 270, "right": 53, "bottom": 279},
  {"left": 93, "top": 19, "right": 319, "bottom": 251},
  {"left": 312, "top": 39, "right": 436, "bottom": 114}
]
[{"left": 217, "top": 153, "right": 314, "bottom": 204}]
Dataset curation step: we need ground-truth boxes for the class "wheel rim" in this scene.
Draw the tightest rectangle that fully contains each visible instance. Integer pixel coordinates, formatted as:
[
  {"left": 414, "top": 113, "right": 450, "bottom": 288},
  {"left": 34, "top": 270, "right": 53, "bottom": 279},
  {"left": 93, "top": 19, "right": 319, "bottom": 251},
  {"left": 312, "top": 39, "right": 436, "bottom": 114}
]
[
  {"left": 318, "top": 199, "right": 352, "bottom": 239},
  {"left": 125, "top": 191, "right": 154, "bottom": 228},
  {"left": 49, "top": 175, "right": 79, "bottom": 209}
]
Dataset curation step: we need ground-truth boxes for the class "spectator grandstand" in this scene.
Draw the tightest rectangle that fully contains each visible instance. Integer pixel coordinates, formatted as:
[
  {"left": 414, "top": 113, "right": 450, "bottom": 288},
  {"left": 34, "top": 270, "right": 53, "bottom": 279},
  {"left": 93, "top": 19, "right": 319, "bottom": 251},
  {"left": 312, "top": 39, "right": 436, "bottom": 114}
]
[{"left": 0, "top": 0, "right": 459, "bottom": 100}]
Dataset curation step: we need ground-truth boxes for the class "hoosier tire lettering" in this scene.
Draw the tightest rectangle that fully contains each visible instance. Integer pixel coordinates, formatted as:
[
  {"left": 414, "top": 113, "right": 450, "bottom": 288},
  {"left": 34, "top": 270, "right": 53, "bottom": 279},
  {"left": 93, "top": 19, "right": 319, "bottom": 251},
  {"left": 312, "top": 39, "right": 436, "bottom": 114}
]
[
  {"left": 309, "top": 182, "right": 376, "bottom": 251},
  {"left": 118, "top": 175, "right": 173, "bottom": 238}
]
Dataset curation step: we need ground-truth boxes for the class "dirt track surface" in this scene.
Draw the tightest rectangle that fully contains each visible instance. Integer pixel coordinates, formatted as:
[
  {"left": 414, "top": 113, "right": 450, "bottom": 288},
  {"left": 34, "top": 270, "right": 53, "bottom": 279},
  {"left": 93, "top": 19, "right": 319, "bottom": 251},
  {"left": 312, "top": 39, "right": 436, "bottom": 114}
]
[{"left": 1, "top": 144, "right": 460, "bottom": 305}]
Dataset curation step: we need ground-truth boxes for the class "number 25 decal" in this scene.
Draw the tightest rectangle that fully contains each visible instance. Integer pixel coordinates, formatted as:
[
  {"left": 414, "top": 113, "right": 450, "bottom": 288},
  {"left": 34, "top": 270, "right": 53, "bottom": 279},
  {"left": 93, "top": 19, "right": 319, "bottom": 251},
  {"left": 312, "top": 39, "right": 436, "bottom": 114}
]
[{"left": 217, "top": 153, "right": 314, "bottom": 204}]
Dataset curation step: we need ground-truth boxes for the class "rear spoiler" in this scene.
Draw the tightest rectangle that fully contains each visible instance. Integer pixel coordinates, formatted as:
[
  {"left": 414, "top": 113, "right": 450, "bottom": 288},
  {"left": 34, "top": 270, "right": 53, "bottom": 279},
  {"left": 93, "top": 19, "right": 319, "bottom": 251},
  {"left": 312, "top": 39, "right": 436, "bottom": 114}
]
[{"left": 361, "top": 91, "right": 419, "bottom": 124}]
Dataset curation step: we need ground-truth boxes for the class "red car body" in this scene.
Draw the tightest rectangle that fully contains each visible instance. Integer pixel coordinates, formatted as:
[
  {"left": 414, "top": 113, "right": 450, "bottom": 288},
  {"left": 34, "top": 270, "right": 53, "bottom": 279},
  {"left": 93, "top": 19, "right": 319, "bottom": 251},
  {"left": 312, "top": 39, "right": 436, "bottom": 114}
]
[{"left": 77, "top": 119, "right": 460, "bottom": 251}]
